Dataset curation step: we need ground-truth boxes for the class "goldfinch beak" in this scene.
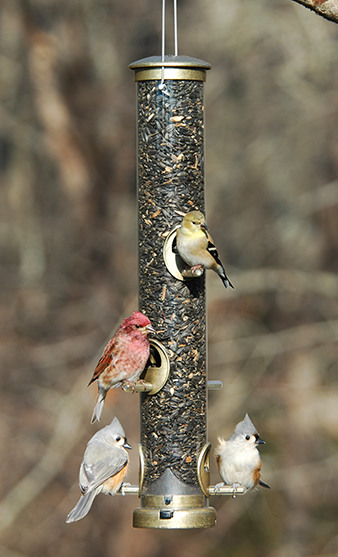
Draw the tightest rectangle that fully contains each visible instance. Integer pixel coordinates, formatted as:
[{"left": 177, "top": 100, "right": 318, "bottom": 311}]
[{"left": 200, "top": 222, "right": 208, "bottom": 232}]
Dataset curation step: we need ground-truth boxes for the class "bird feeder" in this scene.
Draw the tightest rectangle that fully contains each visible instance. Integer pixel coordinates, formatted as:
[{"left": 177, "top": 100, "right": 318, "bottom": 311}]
[
  {"left": 128, "top": 54, "right": 217, "bottom": 529},
  {"left": 65, "top": 1, "right": 268, "bottom": 532}
]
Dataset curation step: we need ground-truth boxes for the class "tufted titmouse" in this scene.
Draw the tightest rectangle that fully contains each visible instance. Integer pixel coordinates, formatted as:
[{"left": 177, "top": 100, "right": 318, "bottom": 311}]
[
  {"left": 215, "top": 413, "right": 270, "bottom": 493},
  {"left": 66, "top": 417, "right": 131, "bottom": 523}
]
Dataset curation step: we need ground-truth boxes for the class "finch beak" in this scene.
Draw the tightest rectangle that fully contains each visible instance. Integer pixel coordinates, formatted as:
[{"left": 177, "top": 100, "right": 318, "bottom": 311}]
[
  {"left": 144, "top": 324, "right": 156, "bottom": 335},
  {"left": 124, "top": 441, "right": 132, "bottom": 450},
  {"left": 200, "top": 222, "right": 208, "bottom": 232}
]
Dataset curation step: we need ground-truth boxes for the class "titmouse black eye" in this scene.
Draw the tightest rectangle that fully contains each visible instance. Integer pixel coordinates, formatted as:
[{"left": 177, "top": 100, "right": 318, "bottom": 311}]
[
  {"left": 116, "top": 436, "right": 121, "bottom": 442},
  {"left": 245, "top": 435, "right": 250, "bottom": 440}
]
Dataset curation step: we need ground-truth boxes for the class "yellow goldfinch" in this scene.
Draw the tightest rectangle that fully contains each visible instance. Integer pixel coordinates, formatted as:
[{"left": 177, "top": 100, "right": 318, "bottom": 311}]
[{"left": 175, "top": 210, "right": 234, "bottom": 289}]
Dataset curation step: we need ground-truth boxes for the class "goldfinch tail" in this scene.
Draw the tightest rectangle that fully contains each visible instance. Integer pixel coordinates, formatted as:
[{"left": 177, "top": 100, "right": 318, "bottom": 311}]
[{"left": 218, "top": 268, "right": 234, "bottom": 289}]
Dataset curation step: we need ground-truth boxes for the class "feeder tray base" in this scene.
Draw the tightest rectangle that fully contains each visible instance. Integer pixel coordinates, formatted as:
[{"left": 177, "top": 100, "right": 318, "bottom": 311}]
[{"left": 133, "top": 495, "right": 216, "bottom": 529}]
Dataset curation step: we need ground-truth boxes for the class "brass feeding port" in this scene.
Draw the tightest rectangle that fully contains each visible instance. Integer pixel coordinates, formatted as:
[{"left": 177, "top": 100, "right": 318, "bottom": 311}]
[{"left": 122, "top": 339, "right": 170, "bottom": 395}]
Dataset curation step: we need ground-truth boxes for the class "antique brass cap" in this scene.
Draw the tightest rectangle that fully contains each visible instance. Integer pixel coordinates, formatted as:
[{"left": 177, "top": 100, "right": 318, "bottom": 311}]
[
  {"left": 133, "top": 494, "right": 217, "bottom": 529},
  {"left": 129, "top": 55, "right": 211, "bottom": 82}
]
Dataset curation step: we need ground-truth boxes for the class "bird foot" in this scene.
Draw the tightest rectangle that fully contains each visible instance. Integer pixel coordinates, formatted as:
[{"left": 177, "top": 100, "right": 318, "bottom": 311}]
[
  {"left": 231, "top": 483, "right": 241, "bottom": 498},
  {"left": 120, "top": 482, "right": 131, "bottom": 497},
  {"left": 191, "top": 264, "right": 203, "bottom": 272},
  {"left": 182, "top": 265, "right": 204, "bottom": 278},
  {"left": 122, "top": 380, "right": 136, "bottom": 393},
  {"left": 214, "top": 482, "right": 225, "bottom": 493}
]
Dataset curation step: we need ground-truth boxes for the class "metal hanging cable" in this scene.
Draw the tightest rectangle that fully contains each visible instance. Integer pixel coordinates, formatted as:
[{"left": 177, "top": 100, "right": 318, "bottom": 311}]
[
  {"left": 159, "top": 0, "right": 178, "bottom": 90},
  {"left": 173, "top": 0, "right": 178, "bottom": 56}
]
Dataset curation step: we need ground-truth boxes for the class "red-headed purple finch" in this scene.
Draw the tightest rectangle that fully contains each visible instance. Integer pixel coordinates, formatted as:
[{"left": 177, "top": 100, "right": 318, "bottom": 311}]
[{"left": 88, "top": 311, "right": 155, "bottom": 423}]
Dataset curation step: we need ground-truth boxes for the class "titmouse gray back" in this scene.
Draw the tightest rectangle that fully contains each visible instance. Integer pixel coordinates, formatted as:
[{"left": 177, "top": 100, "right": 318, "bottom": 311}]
[
  {"left": 79, "top": 417, "right": 129, "bottom": 493},
  {"left": 66, "top": 417, "right": 131, "bottom": 523}
]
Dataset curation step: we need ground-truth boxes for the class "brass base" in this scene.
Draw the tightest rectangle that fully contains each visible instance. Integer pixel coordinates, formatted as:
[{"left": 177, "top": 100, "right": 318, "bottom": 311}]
[{"left": 133, "top": 495, "right": 217, "bottom": 529}]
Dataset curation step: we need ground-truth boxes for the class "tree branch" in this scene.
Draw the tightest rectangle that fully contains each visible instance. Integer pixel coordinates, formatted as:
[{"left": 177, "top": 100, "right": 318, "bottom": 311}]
[{"left": 291, "top": 0, "right": 338, "bottom": 24}]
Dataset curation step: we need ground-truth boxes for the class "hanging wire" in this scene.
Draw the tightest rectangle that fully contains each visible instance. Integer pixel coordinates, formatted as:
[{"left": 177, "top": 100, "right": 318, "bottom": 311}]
[
  {"left": 173, "top": 0, "right": 178, "bottom": 57},
  {"left": 159, "top": 0, "right": 178, "bottom": 92},
  {"left": 159, "top": 0, "right": 166, "bottom": 89},
  {"left": 161, "top": 0, "right": 166, "bottom": 63}
]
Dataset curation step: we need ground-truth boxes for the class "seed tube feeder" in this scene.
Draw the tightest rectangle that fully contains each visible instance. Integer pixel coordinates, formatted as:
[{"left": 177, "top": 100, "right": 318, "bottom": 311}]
[{"left": 129, "top": 55, "right": 216, "bottom": 529}]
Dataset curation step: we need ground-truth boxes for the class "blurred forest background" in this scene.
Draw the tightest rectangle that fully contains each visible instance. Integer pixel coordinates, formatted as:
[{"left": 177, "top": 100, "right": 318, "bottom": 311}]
[{"left": 1, "top": 0, "right": 338, "bottom": 556}]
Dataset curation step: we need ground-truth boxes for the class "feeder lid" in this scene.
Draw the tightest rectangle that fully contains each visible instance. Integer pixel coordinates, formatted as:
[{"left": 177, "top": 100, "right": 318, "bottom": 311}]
[
  {"left": 129, "top": 55, "right": 211, "bottom": 70},
  {"left": 129, "top": 55, "right": 211, "bottom": 82}
]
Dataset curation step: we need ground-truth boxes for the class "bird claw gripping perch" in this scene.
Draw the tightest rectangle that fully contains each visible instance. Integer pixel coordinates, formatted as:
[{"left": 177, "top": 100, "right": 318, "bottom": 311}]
[
  {"left": 214, "top": 482, "right": 224, "bottom": 493},
  {"left": 120, "top": 482, "right": 131, "bottom": 497},
  {"left": 231, "top": 483, "right": 242, "bottom": 499},
  {"left": 185, "top": 264, "right": 204, "bottom": 277}
]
